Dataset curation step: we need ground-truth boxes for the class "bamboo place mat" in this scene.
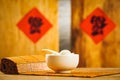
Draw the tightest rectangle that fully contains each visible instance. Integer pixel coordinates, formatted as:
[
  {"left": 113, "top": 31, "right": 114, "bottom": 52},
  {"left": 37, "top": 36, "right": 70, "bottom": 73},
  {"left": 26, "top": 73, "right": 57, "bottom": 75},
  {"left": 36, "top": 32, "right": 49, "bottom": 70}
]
[
  {"left": 20, "top": 68, "right": 120, "bottom": 78},
  {"left": 0, "top": 55, "right": 49, "bottom": 74}
]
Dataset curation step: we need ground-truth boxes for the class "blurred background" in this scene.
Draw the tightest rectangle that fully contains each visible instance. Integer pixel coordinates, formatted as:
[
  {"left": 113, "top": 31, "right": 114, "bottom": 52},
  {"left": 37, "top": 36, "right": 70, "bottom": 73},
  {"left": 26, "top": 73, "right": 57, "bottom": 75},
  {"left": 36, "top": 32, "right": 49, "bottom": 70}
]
[{"left": 0, "top": 0, "right": 120, "bottom": 68}]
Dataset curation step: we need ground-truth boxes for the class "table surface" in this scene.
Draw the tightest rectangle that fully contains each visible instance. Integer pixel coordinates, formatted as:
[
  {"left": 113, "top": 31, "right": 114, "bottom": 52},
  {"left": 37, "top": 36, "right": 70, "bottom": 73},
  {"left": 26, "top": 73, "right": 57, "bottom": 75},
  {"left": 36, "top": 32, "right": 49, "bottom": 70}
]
[{"left": 0, "top": 68, "right": 120, "bottom": 80}]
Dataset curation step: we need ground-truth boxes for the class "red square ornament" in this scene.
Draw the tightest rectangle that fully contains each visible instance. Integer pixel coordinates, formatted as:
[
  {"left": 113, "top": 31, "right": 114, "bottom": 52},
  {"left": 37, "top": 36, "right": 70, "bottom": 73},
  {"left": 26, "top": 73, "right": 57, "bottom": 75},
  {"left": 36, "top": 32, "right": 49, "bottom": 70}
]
[
  {"left": 80, "top": 8, "right": 116, "bottom": 44},
  {"left": 17, "top": 8, "right": 52, "bottom": 43}
]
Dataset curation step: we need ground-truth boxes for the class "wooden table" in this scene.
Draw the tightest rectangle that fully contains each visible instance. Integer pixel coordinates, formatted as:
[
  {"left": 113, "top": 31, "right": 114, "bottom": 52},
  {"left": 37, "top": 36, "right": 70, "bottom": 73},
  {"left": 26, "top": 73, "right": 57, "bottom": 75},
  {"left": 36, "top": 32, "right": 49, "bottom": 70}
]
[{"left": 0, "top": 68, "right": 120, "bottom": 80}]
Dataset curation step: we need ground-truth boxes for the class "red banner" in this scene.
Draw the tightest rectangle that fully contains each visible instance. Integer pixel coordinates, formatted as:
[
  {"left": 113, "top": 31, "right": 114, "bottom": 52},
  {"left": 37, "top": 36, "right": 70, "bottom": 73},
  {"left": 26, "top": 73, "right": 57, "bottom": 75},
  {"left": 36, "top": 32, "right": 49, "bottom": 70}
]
[
  {"left": 17, "top": 8, "right": 52, "bottom": 43},
  {"left": 80, "top": 8, "right": 116, "bottom": 44}
]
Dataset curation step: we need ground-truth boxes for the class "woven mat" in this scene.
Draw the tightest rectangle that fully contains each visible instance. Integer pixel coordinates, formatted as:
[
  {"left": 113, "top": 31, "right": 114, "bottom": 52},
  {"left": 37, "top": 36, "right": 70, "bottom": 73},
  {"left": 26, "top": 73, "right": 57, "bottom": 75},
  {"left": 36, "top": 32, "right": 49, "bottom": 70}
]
[{"left": 20, "top": 68, "right": 120, "bottom": 78}]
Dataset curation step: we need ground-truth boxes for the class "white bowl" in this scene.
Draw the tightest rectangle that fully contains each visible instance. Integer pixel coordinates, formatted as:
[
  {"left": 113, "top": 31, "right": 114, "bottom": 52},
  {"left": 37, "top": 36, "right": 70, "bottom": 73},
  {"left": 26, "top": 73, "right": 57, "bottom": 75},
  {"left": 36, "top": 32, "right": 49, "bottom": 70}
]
[{"left": 46, "top": 54, "right": 79, "bottom": 73}]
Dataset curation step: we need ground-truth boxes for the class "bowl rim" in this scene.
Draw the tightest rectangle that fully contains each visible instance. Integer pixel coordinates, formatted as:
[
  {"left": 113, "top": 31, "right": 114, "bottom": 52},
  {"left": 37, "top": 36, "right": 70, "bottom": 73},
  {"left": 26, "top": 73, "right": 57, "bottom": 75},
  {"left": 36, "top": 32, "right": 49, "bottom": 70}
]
[{"left": 46, "top": 54, "right": 79, "bottom": 56}]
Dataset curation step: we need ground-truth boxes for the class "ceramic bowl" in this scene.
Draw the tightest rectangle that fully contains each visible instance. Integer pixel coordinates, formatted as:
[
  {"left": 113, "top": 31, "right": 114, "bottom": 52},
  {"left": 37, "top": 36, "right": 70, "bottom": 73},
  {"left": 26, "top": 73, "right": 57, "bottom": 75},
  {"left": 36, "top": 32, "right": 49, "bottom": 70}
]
[{"left": 46, "top": 54, "right": 79, "bottom": 73}]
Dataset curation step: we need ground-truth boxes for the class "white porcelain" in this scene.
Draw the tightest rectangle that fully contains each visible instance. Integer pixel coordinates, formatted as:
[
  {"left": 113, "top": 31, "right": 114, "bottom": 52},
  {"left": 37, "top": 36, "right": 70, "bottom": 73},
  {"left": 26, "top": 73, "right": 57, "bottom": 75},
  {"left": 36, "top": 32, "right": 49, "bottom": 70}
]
[
  {"left": 42, "top": 49, "right": 59, "bottom": 55},
  {"left": 46, "top": 54, "right": 79, "bottom": 73}
]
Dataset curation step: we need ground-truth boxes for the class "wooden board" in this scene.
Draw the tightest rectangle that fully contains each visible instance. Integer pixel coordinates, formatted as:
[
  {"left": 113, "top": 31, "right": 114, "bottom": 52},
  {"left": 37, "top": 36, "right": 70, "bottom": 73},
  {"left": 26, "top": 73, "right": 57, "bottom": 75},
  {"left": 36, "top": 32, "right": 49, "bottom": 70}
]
[
  {"left": 0, "top": 0, "right": 59, "bottom": 59},
  {"left": 71, "top": 0, "right": 120, "bottom": 67}
]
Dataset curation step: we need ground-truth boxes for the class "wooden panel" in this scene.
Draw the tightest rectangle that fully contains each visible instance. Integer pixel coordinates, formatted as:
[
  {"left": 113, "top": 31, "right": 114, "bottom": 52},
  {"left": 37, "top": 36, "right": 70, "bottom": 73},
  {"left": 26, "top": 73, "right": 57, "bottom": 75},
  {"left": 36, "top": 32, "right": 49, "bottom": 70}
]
[
  {"left": 71, "top": 0, "right": 86, "bottom": 67},
  {"left": 71, "top": 0, "right": 120, "bottom": 67},
  {"left": 0, "top": 0, "right": 59, "bottom": 59}
]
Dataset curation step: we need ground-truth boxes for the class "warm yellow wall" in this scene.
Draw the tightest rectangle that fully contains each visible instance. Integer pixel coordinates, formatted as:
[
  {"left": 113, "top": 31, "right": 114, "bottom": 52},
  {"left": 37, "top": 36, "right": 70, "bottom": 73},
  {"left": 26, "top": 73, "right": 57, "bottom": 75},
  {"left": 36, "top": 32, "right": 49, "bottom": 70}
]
[
  {"left": 0, "top": 0, "right": 59, "bottom": 59},
  {"left": 71, "top": 0, "right": 120, "bottom": 67}
]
